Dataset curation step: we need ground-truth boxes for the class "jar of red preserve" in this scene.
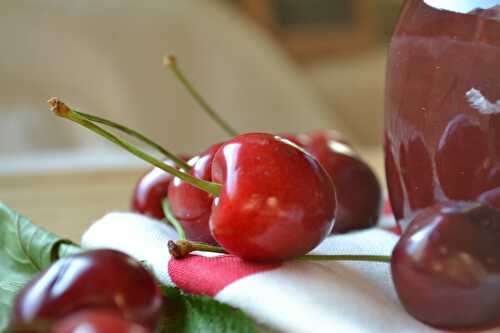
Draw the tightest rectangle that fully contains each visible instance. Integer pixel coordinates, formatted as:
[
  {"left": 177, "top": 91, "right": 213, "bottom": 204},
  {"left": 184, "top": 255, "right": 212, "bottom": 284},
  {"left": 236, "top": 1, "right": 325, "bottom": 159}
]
[{"left": 385, "top": 0, "right": 500, "bottom": 224}]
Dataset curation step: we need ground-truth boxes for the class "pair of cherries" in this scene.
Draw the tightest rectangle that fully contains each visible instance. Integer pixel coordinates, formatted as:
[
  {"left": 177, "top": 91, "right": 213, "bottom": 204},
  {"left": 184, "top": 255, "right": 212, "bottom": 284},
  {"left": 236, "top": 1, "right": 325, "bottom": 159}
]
[{"left": 10, "top": 249, "right": 162, "bottom": 333}]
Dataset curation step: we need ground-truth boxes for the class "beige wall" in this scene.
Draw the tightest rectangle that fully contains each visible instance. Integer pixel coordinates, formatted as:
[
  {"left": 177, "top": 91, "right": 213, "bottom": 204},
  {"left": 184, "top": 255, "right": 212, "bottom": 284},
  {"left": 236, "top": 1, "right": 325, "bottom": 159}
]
[
  {"left": 305, "top": 48, "right": 387, "bottom": 146},
  {"left": 1, "top": 0, "right": 363, "bottom": 159}
]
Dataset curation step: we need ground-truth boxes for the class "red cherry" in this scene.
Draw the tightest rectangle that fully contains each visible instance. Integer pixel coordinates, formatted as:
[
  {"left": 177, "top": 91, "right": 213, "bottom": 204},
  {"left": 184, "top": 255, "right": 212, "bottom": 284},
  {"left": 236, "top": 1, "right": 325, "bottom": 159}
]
[
  {"left": 210, "top": 133, "right": 336, "bottom": 261},
  {"left": 168, "top": 144, "right": 223, "bottom": 245},
  {"left": 11, "top": 249, "right": 163, "bottom": 331},
  {"left": 131, "top": 155, "right": 190, "bottom": 220},
  {"left": 298, "top": 130, "right": 382, "bottom": 233},
  {"left": 131, "top": 160, "right": 175, "bottom": 220},
  {"left": 52, "top": 310, "right": 150, "bottom": 333},
  {"left": 391, "top": 201, "right": 500, "bottom": 329}
]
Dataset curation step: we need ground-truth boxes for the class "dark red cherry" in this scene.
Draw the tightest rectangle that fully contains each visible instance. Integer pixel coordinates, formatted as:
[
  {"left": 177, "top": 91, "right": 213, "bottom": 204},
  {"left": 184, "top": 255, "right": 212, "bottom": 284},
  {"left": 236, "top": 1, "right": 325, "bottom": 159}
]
[
  {"left": 11, "top": 249, "right": 163, "bottom": 331},
  {"left": 391, "top": 201, "right": 500, "bottom": 329},
  {"left": 298, "top": 130, "right": 382, "bottom": 233},
  {"left": 210, "top": 133, "right": 336, "bottom": 261},
  {"left": 168, "top": 144, "right": 223, "bottom": 245},
  {"left": 131, "top": 160, "right": 175, "bottom": 219},
  {"left": 131, "top": 155, "right": 190, "bottom": 219},
  {"left": 52, "top": 310, "right": 150, "bottom": 333}
]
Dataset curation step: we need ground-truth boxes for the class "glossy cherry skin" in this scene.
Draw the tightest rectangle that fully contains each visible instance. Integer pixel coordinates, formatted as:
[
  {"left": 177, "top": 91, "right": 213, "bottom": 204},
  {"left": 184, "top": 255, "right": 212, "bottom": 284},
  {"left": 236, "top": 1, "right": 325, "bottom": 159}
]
[
  {"left": 168, "top": 144, "right": 222, "bottom": 245},
  {"left": 131, "top": 155, "right": 189, "bottom": 220},
  {"left": 391, "top": 201, "right": 500, "bottom": 329},
  {"left": 52, "top": 310, "right": 150, "bottom": 333},
  {"left": 276, "top": 132, "right": 303, "bottom": 146},
  {"left": 298, "top": 130, "right": 382, "bottom": 233},
  {"left": 210, "top": 133, "right": 336, "bottom": 261},
  {"left": 11, "top": 249, "right": 163, "bottom": 331}
]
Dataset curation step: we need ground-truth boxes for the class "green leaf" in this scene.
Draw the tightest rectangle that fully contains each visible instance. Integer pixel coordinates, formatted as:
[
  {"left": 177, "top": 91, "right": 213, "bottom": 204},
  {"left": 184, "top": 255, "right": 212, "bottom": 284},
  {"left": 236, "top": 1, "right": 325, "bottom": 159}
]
[
  {"left": 159, "top": 286, "right": 260, "bottom": 333},
  {"left": 0, "top": 202, "right": 80, "bottom": 331}
]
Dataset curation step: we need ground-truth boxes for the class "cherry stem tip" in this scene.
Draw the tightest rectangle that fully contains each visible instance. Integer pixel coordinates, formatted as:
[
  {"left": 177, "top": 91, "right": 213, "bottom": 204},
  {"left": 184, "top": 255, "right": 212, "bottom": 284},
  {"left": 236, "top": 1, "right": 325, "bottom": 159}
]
[
  {"left": 48, "top": 97, "right": 70, "bottom": 117},
  {"left": 163, "top": 54, "right": 177, "bottom": 67},
  {"left": 168, "top": 240, "right": 193, "bottom": 259}
]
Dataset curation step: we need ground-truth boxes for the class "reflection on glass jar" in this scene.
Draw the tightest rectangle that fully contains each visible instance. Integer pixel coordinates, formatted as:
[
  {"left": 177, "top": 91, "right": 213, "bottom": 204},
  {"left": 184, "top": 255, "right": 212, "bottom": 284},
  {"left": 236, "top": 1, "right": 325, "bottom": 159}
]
[
  {"left": 400, "top": 133, "right": 435, "bottom": 211},
  {"left": 385, "top": 0, "right": 500, "bottom": 223}
]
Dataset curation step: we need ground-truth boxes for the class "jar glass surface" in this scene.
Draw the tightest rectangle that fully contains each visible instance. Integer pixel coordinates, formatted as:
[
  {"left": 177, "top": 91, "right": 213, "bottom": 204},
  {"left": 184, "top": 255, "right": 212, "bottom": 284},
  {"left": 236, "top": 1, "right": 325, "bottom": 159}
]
[{"left": 385, "top": 0, "right": 500, "bottom": 222}]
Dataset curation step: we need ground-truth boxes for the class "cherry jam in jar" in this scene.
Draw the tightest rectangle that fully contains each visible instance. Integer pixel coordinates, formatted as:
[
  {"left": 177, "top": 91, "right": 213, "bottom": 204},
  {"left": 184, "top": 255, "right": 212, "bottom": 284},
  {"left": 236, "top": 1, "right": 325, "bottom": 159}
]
[{"left": 385, "top": 0, "right": 500, "bottom": 223}]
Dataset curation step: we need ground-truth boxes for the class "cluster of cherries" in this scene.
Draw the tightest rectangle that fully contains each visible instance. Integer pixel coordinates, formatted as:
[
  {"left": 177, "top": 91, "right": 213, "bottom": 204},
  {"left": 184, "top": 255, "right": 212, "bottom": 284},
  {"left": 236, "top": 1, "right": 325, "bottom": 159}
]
[
  {"left": 43, "top": 55, "right": 500, "bottom": 330},
  {"left": 10, "top": 249, "right": 163, "bottom": 332},
  {"left": 132, "top": 129, "right": 381, "bottom": 260},
  {"left": 130, "top": 55, "right": 382, "bottom": 261}
]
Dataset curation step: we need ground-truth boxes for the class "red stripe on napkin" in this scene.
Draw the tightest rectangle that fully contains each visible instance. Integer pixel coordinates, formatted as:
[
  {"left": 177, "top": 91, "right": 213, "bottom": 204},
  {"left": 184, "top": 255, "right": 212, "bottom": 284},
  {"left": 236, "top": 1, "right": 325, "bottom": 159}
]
[
  {"left": 168, "top": 254, "right": 281, "bottom": 296},
  {"left": 170, "top": 199, "right": 399, "bottom": 296}
]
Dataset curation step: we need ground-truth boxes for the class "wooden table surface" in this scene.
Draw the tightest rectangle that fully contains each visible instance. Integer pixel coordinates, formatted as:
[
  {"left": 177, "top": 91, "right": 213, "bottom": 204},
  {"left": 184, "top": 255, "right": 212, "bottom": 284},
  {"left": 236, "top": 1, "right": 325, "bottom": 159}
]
[{"left": 0, "top": 148, "right": 385, "bottom": 243}]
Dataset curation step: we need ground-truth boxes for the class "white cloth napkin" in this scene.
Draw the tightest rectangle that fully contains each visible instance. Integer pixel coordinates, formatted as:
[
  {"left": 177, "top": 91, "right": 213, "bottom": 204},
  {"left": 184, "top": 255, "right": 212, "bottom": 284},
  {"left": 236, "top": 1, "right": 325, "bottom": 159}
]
[{"left": 81, "top": 212, "right": 498, "bottom": 333}]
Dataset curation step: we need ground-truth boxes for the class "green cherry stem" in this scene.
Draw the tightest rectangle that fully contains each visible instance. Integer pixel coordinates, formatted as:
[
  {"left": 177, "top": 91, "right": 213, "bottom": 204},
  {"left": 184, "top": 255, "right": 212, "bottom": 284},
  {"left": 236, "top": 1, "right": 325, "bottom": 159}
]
[
  {"left": 162, "top": 198, "right": 186, "bottom": 240},
  {"left": 167, "top": 239, "right": 391, "bottom": 263},
  {"left": 73, "top": 110, "right": 191, "bottom": 170},
  {"left": 49, "top": 98, "right": 221, "bottom": 196},
  {"left": 163, "top": 54, "right": 239, "bottom": 137}
]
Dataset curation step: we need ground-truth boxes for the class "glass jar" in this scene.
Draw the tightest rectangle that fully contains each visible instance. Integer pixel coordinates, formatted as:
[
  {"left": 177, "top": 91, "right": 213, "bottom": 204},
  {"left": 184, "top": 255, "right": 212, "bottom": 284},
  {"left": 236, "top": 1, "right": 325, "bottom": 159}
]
[{"left": 385, "top": 0, "right": 500, "bottom": 223}]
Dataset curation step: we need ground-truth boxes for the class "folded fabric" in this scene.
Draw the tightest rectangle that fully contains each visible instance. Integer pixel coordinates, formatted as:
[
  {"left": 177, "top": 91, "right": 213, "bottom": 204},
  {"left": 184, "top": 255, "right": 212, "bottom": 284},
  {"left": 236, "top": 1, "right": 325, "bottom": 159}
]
[{"left": 81, "top": 206, "right": 498, "bottom": 333}]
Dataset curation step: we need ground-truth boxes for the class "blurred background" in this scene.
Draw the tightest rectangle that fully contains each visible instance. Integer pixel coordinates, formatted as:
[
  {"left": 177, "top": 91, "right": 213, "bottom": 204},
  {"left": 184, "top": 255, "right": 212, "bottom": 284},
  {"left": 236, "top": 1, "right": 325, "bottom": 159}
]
[
  {"left": 0, "top": 0, "right": 402, "bottom": 161},
  {"left": 0, "top": 0, "right": 403, "bottom": 237}
]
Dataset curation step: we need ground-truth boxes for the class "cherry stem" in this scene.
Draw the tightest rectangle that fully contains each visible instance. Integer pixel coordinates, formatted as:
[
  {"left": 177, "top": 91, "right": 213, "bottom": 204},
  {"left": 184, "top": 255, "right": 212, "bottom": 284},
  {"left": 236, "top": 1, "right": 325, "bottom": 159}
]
[
  {"left": 162, "top": 198, "right": 186, "bottom": 240},
  {"left": 73, "top": 110, "right": 191, "bottom": 170},
  {"left": 163, "top": 54, "right": 239, "bottom": 137},
  {"left": 168, "top": 239, "right": 391, "bottom": 263},
  {"left": 168, "top": 240, "right": 226, "bottom": 259},
  {"left": 48, "top": 98, "right": 221, "bottom": 197}
]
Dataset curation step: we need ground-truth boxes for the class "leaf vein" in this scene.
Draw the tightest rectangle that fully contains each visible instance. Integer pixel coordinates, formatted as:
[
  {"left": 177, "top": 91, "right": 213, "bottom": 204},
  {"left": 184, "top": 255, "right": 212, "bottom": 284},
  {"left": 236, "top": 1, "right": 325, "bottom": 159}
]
[{"left": 15, "top": 214, "right": 40, "bottom": 271}]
